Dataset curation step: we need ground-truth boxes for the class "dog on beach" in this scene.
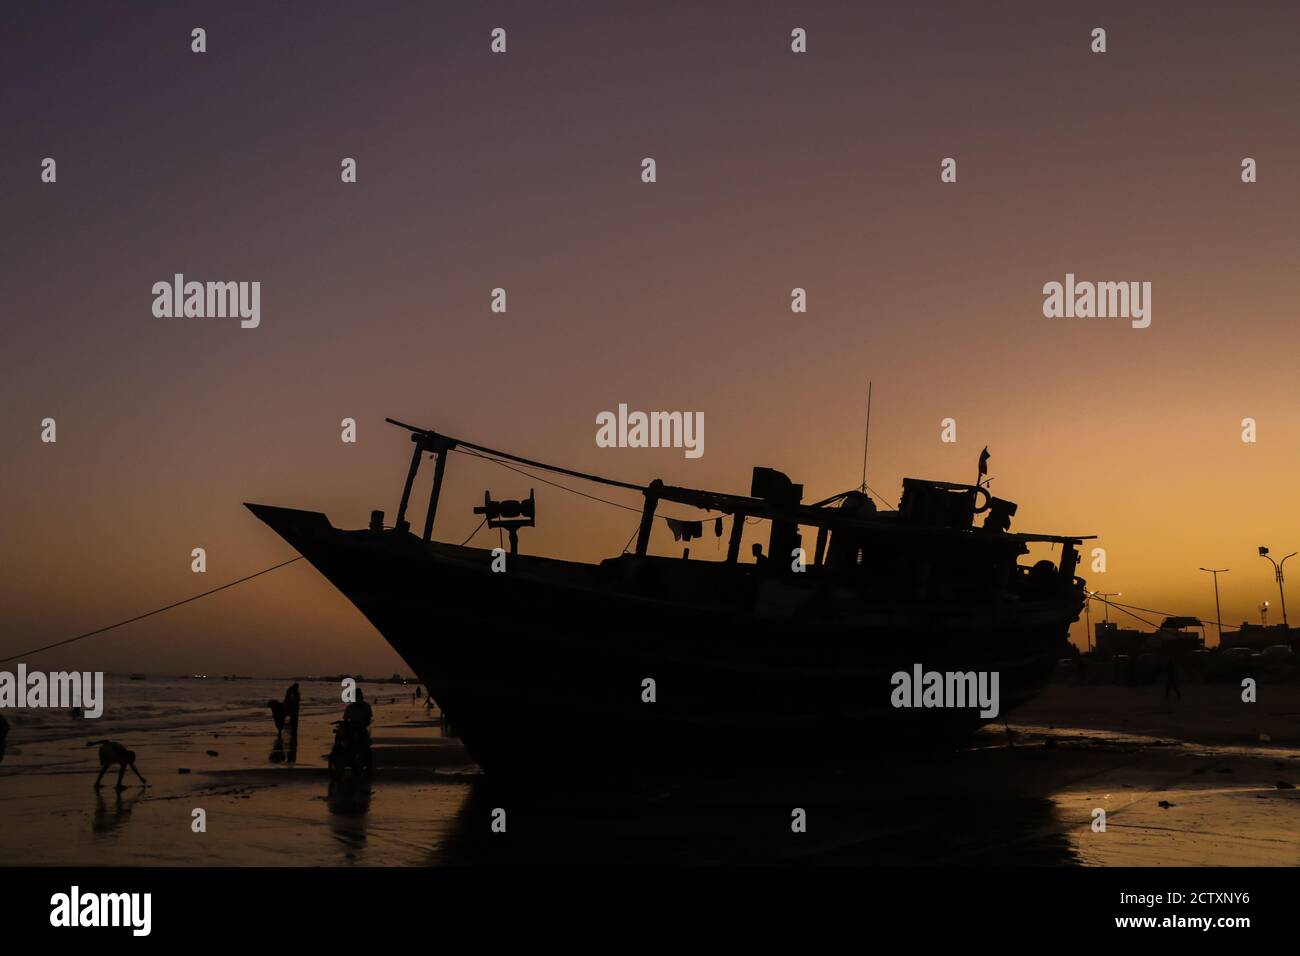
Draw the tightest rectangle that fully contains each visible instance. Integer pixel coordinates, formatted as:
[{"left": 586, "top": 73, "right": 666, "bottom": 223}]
[{"left": 87, "top": 740, "right": 147, "bottom": 790}]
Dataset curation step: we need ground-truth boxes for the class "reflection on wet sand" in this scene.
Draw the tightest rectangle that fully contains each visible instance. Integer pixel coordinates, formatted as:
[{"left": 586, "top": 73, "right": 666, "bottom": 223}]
[
  {"left": 326, "top": 777, "right": 372, "bottom": 859},
  {"left": 93, "top": 788, "right": 143, "bottom": 836},
  {"left": 269, "top": 728, "right": 298, "bottom": 765}
]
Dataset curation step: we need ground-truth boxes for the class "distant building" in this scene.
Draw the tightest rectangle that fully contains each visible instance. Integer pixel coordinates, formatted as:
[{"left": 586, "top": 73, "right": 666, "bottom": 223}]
[
  {"left": 1222, "top": 622, "right": 1299, "bottom": 652},
  {"left": 1094, "top": 617, "right": 1205, "bottom": 657}
]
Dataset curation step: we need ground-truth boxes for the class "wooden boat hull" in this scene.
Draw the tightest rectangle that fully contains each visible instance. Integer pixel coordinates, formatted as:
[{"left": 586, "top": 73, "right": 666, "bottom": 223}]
[{"left": 248, "top": 504, "right": 1083, "bottom": 783}]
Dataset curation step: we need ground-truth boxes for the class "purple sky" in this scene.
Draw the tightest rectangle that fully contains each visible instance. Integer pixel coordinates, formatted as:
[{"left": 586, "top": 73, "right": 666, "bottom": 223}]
[{"left": 4, "top": 1, "right": 1300, "bottom": 674}]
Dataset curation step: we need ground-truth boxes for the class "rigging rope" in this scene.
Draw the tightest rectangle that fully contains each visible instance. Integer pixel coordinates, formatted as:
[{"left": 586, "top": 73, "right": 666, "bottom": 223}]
[
  {"left": 459, "top": 516, "right": 487, "bottom": 546},
  {"left": 1087, "top": 595, "right": 1161, "bottom": 630},
  {"left": 1087, "top": 593, "right": 1237, "bottom": 634},
  {"left": 454, "top": 446, "right": 736, "bottom": 525},
  {"left": 455, "top": 447, "right": 646, "bottom": 515},
  {"left": 864, "top": 483, "right": 898, "bottom": 511},
  {"left": 0, "top": 556, "right": 305, "bottom": 666},
  {"left": 620, "top": 523, "right": 639, "bottom": 554}
]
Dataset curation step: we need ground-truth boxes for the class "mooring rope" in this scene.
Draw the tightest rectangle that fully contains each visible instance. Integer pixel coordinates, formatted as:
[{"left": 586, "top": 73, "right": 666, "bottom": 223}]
[{"left": 0, "top": 556, "right": 305, "bottom": 665}]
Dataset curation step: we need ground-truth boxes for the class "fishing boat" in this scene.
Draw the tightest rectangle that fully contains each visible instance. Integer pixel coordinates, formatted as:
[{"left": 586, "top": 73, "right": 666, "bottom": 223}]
[{"left": 248, "top": 418, "right": 1090, "bottom": 782}]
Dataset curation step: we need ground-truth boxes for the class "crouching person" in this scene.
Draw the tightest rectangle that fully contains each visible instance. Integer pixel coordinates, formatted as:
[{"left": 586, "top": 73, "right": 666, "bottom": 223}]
[{"left": 88, "top": 740, "right": 147, "bottom": 790}]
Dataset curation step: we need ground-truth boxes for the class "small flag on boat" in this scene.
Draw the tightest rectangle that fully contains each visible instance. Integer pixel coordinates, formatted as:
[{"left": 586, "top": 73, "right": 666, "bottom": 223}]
[{"left": 978, "top": 446, "right": 990, "bottom": 483}]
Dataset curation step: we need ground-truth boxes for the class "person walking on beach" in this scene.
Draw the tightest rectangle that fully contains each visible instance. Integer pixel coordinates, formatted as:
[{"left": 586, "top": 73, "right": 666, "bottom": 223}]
[
  {"left": 284, "top": 683, "right": 301, "bottom": 733},
  {"left": 343, "top": 689, "right": 374, "bottom": 772},
  {"left": 1163, "top": 654, "right": 1182, "bottom": 703},
  {"left": 88, "top": 740, "right": 147, "bottom": 790}
]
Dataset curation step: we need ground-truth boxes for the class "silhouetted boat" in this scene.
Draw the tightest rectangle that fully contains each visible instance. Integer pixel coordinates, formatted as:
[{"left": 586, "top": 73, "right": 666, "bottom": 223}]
[{"left": 248, "top": 419, "right": 1091, "bottom": 783}]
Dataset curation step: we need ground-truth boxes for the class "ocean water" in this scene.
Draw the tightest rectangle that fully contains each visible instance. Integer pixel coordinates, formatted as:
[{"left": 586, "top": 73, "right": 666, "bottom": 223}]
[{"left": 2, "top": 675, "right": 416, "bottom": 746}]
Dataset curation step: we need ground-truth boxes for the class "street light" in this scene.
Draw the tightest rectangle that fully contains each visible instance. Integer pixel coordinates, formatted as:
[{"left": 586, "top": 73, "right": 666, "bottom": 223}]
[
  {"left": 1084, "top": 592, "right": 1092, "bottom": 651},
  {"left": 1257, "top": 546, "right": 1296, "bottom": 629},
  {"left": 1259, "top": 601, "right": 1270, "bottom": 626},
  {"left": 1199, "top": 567, "right": 1229, "bottom": 647},
  {"left": 1093, "top": 592, "right": 1121, "bottom": 623}
]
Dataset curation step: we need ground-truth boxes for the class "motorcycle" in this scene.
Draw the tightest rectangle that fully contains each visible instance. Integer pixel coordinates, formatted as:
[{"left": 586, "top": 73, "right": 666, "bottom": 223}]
[{"left": 328, "top": 719, "right": 371, "bottom": 777}]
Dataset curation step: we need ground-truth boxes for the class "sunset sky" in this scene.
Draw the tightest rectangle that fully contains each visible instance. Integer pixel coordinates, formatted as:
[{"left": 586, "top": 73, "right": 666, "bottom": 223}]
[{"left": 4, "top": 1, "right": 1300, "bottom": 675}]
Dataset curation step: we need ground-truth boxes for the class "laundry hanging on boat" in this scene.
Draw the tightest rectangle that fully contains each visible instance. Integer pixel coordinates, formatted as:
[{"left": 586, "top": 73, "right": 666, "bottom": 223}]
[{"left": 665, "top": 518, "right": 704, "bottom": 542}]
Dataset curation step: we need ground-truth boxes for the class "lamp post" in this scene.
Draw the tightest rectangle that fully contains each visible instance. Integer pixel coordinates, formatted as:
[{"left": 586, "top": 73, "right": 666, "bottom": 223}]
[
  {"left": 1084, "top": 592, "right": 1093, "bottom": 651},
  {"left": 1259, "top": 601, "right": 1269, "bottom": 626},
  {"left": 1093, "top": 592, "right": 1121, "bottom": 624},
  {"left": 1199, "top": 567, "right": 1229, "bottom": 647},
  {"left": 1257, "top": 547, "right": 1295, "bottom": 629}
]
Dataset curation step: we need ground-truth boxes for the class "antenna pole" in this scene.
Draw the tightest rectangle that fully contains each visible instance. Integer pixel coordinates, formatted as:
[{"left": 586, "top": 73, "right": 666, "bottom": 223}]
[{"left": 860, "top": 382, "right": 873, "bottom": 493}]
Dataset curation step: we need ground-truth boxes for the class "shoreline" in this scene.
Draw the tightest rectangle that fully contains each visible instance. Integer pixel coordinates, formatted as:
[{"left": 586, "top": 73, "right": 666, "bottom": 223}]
[{"left": 1, "top": 682, "right": 1296, "bottom": 866}]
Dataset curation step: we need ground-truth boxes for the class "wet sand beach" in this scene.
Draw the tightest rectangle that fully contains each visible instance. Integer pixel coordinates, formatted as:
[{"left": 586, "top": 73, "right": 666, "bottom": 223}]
[{"left": 0, "top": 679, "right": 1296, "bottom": 866}]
